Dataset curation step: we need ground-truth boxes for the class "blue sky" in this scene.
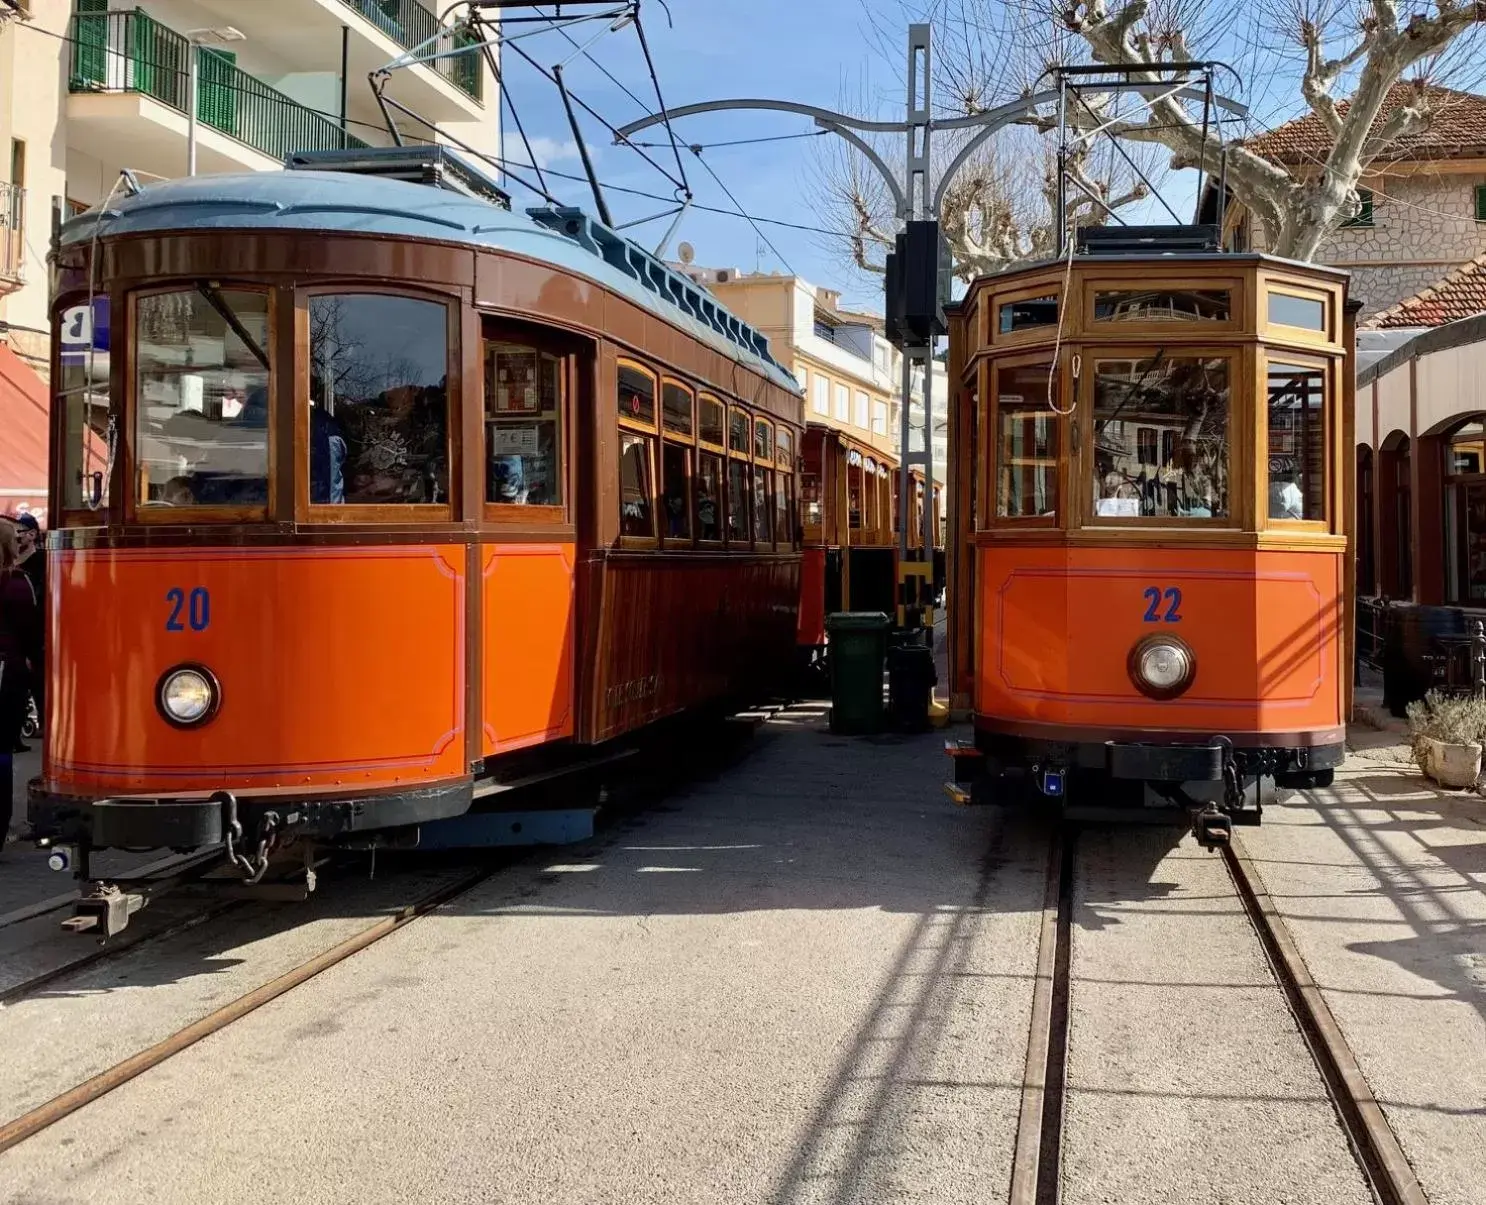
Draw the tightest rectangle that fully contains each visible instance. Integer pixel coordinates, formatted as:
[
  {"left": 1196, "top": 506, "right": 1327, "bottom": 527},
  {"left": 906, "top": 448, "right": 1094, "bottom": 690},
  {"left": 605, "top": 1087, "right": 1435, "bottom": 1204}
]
[{"left": 496, "top": 0, "right": 898, "bottom": 309}]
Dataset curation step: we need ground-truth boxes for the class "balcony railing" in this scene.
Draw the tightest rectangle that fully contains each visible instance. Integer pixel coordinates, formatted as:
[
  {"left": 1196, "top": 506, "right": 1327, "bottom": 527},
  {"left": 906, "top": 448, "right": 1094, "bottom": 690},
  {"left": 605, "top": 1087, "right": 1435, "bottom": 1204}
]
[
  {"left": 0, "top": 182, "right": 24, "bottom": 285},
  {"left": 69, "top": 10, "right": 368, "bottom": 161},
  {"left": 339, "top": 0, "right": 483, "bottom": 100}
]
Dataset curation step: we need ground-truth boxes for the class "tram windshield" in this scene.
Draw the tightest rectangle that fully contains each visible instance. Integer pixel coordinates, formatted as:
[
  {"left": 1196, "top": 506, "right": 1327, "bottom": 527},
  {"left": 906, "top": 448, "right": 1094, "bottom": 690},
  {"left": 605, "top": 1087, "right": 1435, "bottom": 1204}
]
[
  {"left": 1092, "top": 353, "right": 1230, "bottom": 520},
  {"left": 134, "top": 286, "right": 271, "bottom": 510}
]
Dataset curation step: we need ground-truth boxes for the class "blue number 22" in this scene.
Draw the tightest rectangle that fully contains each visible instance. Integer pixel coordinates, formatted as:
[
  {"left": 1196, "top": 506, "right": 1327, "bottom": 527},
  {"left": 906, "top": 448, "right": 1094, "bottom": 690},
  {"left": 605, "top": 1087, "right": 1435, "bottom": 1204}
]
[
  {"left": 165, "top": 587, "right": 210, "bottom": 632},
  {"left": 1142, "top": 586, "right": 1183, "bottom": 623}
]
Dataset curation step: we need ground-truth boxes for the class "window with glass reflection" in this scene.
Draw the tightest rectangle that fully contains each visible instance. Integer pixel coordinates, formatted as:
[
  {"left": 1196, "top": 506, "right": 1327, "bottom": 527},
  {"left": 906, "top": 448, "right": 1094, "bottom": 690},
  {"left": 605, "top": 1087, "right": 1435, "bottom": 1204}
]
[
  {"left": 1268, "top": 291, "right": 1326, "bottom": 331},
  {"left": 134, "top": 288, "right": 272, "bottom": 509},
  {"left": 662, "top": 381, "right": 693, "bottom": 436},
  {"left": 729, "top": 408, "right": 750, "bottom": 454},
  {"left": 726, "top": 458, "right": 749, "bottom": 543},
  {"left": 754, "top": 468, "right": 773, "bottom": 547},
  {"left": 485, "top": 340, "right": 562, "bottom": 506},
  {"left": 1267, "top": 362, "right": 1326, "bottom": 521},
  {"left": 995, "top": 363, "right": 1058, "bottom": 518},
  {"left": 309, "top": 294, "right": 448, "bottom": 505},
  {"left": 696, "top": 451, "right": 724, "bottom": 540},
  {"left": 699, "top": 395, "right": 725, "bottom": 446},
  {"left": 56, "top": 297, "right": 113, "bottom": 513},
  {"left": 619, "top": 364, "right": 655, "bottom": 424},
  {"left": 999, "top": 294, "right": 1058, "bottom": 335},
  {"left": 619, "top": 432, "right": 654, "bottom": 537},
  {"left": 1094, "top": 288, "right": 1230, "bottom": 323},
  {"left": 661, "top": 441, "right": 691, "bottom": 540},
  {"left": 1091, "top": 355, "right": 1230, "bottom": 519},
  {"left": 754, "top": 418, "right": 772, "bottom": 461}
]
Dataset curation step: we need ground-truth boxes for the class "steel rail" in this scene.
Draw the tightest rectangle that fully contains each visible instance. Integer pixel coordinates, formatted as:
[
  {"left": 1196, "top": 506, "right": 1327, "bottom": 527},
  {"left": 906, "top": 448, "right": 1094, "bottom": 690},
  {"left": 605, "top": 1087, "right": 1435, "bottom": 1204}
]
[
  {"left": 0, "top": 864, "right": 496, "bottom": 1155},
  {"left": 1008, "top": 826, "right": 1074, "bottom": 1205},
  {"left": 1223, "top": 834, "right": 1428, "bottom": 1205}
]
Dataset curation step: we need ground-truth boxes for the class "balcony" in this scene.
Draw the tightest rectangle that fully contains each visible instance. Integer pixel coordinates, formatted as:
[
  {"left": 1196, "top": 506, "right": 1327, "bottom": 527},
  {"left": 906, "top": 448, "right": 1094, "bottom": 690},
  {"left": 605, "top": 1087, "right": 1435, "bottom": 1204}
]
[
  {"left": 181, "top": 0, "right": 487, "bottom": 128},
  {"left": 1, "top": 182, "right": 24, "bottom": 291},
  {"left": 69, "top": 10, "right": 368, "bottom": 180}
]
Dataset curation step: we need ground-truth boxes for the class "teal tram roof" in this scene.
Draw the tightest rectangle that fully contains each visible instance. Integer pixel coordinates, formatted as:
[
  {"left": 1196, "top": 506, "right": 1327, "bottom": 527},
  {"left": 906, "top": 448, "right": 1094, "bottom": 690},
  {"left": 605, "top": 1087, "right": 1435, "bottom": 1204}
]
[{"left": 57, "top": 169, "right": 800, "bottom": 396}]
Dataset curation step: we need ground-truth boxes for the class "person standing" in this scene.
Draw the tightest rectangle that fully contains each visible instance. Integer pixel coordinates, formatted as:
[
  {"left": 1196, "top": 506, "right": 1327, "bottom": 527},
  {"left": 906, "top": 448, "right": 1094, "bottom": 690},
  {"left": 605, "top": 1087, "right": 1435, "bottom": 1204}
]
[
  {"left": 13, "top": 513, "right": 44, "bottom": 748},
  {"left": 0, "top": 519, "right": 42, "bottom": 849}
]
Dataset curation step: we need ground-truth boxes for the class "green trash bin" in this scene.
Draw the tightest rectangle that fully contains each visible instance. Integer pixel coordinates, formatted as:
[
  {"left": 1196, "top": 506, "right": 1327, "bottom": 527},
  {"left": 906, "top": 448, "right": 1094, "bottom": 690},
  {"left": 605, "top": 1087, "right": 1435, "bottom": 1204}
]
[{"left": 827, "top": 611, "right": 892, "bottom": 734}]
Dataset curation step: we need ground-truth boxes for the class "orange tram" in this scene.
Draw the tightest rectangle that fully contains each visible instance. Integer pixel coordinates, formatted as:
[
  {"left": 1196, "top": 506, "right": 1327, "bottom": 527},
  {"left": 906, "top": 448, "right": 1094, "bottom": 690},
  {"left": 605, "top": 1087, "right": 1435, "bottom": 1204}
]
[
  {"left": 943, "top": 248, "right": 1356, "bottom": 848},
  {"left": 796, "top": 424, "right": 944, "bottom": 675},
  {"left": 31, "top": 149, "right": 805, "bottom": 913}
]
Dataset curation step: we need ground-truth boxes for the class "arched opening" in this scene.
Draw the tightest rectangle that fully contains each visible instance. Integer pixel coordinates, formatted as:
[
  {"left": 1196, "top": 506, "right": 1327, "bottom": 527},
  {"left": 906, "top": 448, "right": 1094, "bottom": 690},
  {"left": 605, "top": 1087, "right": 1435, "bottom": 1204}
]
[
  {"left": 1377, "top": 431, "right": 1411, "bottom": 599},
  {"left": 1440, "top": 416, "right": 1486, "bottom": 603},
  {"left": 1356, "top": 445, "right": 1375, "bottom": 596}
]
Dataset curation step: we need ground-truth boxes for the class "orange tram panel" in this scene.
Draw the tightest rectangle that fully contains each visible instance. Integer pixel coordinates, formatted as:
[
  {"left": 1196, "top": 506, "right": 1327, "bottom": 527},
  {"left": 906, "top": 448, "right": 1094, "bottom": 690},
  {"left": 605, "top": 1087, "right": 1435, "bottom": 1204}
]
[
  {"left": 942, "top": 247, "right": 1356, "bottom": 848},
  {"left": 30, "top": 151, "right": 805, "bottom": 879}
]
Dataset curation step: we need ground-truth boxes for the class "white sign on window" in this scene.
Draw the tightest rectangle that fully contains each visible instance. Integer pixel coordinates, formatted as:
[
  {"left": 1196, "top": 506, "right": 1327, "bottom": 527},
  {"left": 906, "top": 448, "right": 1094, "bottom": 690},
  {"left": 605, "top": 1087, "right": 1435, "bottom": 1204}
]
[{"left": 492, "top": 426, "right": 540, "bottom": 456}]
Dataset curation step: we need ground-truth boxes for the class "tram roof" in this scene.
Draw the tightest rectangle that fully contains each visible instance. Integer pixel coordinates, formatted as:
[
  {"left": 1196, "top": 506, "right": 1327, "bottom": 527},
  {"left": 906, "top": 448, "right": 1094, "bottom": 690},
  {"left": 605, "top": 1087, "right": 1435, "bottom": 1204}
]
[
  {"left": 963, "top": 250, "right": 1351, "bottom": 283},
  {"left": 56, "top": 171, "right": 802, "bottom": 396}
]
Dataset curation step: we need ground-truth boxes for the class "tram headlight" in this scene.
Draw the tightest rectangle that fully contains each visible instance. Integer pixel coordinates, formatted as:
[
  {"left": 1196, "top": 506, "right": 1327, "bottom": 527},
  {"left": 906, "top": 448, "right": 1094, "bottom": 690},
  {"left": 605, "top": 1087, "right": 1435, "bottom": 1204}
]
[
  {"left": 1127, "top": 636, "right": 1195, "bottom": 699},
  {"left": 157, "top": 665, "right": 220, "bottom": 727}
]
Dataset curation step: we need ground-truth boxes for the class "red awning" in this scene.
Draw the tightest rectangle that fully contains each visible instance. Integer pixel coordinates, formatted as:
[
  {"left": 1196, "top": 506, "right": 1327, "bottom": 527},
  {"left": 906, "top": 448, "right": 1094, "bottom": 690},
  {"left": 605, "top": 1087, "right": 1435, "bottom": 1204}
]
[{"left": 0, "top": 342, "right": 49, "bottom": 524}]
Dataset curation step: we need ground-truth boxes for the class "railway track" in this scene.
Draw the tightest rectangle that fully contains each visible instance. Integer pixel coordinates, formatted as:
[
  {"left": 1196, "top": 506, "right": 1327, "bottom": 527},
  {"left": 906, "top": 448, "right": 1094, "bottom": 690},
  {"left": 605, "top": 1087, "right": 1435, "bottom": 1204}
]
[
  {"left": 1012, "top": 826, "right": 1428, "bottom": 1205},
  {"left": 0, "top": 860, "right": 500, "bottom": 1156}
]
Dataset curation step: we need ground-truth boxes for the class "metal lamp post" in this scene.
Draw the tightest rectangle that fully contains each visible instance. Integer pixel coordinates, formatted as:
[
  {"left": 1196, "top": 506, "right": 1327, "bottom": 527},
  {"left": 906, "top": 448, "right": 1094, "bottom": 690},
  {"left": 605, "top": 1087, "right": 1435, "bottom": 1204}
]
[{"left": 186, "top": 26, "right": 246, "bottom": 177}]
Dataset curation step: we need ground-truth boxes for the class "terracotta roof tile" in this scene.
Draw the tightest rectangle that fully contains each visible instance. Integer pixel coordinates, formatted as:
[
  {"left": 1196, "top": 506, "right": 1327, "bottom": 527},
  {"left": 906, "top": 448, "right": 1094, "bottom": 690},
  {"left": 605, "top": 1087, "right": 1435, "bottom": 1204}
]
[
  {"left": 1364, "top": 252, "right": 1486, "bottom": 329},
  {"left": 1245, "top": 82, "right": 1486, "bottom": 164}
]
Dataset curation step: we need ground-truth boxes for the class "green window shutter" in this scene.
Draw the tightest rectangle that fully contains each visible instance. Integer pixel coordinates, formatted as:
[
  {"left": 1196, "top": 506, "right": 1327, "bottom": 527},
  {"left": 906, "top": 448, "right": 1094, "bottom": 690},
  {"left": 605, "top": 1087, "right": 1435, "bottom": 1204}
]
[
  {"left": 72, "top": 0, "right": 110, "bottom": 89},
  {"left": 1342, "top": 188, "right": 1374, "bottom": 228},
  {"left": 1475, "top": 184, "right": 1486, "bottom": 223},
  {"left": 197, "top": 48, "right": 237, "bottom": 136}
]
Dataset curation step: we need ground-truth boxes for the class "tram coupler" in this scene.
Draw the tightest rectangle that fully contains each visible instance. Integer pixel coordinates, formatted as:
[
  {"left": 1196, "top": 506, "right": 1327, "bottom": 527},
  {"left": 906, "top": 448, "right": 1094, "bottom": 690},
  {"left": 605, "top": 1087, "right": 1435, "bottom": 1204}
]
[
  {"left": 1190, "top": 804, "right": 1233, "bottom": 851},
  {"left": 62, "top": 882, "right": 148, "bottom": 937}
]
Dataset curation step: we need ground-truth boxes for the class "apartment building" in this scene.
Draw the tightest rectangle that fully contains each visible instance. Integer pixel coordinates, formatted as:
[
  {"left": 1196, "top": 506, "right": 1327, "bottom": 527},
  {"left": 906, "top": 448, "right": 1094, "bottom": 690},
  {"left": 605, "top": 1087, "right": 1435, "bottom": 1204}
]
[
  {"left": 0, "top": 0, "right": 500, "bottom": 518},
  {"left": 676, "top": 266, "right": 900, "bottom": 460}
]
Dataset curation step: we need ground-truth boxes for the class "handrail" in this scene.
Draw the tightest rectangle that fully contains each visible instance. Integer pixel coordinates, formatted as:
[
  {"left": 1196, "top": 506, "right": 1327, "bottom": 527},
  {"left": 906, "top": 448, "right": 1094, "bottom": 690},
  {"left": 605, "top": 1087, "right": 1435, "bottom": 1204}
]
[
  {"left": 69, "top": 10, "right": 368, "bottom": 160},
  {"left": 338, "top": 0, "right": 482, "bottom": 100},
  {"left": 0, "top": 182, "right": 23, "bottom": 284}
]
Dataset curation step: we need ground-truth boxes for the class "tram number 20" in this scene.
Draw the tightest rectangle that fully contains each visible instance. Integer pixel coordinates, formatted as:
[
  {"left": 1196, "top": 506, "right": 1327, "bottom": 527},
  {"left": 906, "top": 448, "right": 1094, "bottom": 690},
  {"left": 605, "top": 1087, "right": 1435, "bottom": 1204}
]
[
  {"left": 165, "top": 587, "right": 211, "bottom": 632},
  {"left": 1141, "top": 586, "right": 1183, "bottom": 624}
]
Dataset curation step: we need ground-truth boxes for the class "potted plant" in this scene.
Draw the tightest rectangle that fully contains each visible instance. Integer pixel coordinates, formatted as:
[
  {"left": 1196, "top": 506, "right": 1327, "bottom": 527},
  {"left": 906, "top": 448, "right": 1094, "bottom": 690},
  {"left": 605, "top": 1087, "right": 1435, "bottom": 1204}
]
[{"left": 1405, "top": 690, "right": 1486, "bottom": 789}]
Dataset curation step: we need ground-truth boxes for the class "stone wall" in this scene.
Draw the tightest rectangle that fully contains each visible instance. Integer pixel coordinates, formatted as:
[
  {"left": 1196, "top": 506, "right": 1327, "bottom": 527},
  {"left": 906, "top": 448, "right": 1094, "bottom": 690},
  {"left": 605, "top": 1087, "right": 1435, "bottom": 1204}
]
[{"left": 1250, "top": 172, "right": 1486, "bottom": 317}]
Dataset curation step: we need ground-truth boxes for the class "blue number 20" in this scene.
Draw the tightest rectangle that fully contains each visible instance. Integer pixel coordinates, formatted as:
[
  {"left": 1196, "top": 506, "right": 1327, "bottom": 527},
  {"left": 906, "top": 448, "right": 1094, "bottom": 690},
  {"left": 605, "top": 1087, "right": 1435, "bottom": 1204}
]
[
  {"left": 165, "top": 587, "right": 210, "bottom": 632},
  {"left": 1142, "top": 586, "right": 1183, "bottom": 623}
]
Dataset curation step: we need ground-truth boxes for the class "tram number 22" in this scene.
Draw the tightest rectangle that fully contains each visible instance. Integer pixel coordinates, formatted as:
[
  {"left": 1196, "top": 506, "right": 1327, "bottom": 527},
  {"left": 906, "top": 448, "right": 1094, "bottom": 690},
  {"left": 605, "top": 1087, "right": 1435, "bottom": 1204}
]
[
  {"left": 165, "top": 587, "right": 211, "bottom": 632},
  {"left": 1141, "top": 586, "right": 1183, "bottom": 624}
]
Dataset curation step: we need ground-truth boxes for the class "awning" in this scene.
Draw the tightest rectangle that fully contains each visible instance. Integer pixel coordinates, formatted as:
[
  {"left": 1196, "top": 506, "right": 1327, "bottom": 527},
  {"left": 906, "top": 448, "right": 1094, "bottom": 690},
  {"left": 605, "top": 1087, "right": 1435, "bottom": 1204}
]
[{"left": 0, "top": 342, "right": 49, "bottom": 523}]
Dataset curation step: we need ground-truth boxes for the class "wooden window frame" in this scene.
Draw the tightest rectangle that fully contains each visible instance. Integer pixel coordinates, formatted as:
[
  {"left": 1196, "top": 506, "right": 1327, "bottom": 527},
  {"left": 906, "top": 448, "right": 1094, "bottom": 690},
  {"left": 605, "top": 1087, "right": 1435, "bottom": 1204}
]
[
  {"left": 1259, "top": 348, "right": 1333, "bottom": 533},
  {"left": 127, "top": 283, "right": 277, "bottom": 527},
  {"left": 1084, "top": 275, "right": 1244, "bottom": 336},
  {"left": 1262, "top": 280, "right": 1335, "bottom": 345},
  {"left": 659, "top": 437, "right": 694, "bottom": 549},
  {"left": 51, "top": 290, "right": 117, "bottom": 528},
  {"left": 1083, "top": 344, "right": 1241, "bottom": 530},
  {"left": 480, "top": 317, "right": 575, "bottom": 527},
  {"left": 299, "top": 285, "right": 459, "bottom": 525},
  {"left": 726, "top": 409, "right": 754, "bottom": 550},
  {"left": 617, "top": 357, "right": 659, "bottom": 431},
  {"left": 991, "top": 280, "right": 1064, "bottom": 347},
  {"left": 696, "top": 391, "right": 728, "bottom": 548},
  {"left": 661, "top": 375, "right": 695, "bottom": 440},
  {"left": 983, "top": 349, "right": 1063, "bottom": 531},
  {"left": 618, "top": 427, "right": 659, "bottom": 545},
  {"left": 615, "top": 359, "right": 660, "bottom": 547}
]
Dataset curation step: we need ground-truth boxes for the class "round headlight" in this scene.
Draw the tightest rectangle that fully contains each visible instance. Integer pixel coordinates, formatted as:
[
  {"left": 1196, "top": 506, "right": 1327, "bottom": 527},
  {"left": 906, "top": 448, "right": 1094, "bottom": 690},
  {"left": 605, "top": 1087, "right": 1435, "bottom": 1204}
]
[
  {"left": 157, "top": 665, "right": 219, "bottom": 726},
  {"left": 1127, "top": 636, "right": 1195, "bottom": 699}
]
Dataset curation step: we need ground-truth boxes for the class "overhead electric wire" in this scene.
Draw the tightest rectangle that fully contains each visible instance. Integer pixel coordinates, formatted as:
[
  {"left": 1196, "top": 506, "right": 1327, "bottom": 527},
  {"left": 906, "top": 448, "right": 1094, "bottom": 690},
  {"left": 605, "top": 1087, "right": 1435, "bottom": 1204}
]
[
  {"left": 688, "top": 147, "right": 795, "bottom": 274},
  {"left": 632, "top": 130, "right": 832, "bottom": 150},
  {"left": 630, "top": 9, "right": 691, "bottom": 199}
]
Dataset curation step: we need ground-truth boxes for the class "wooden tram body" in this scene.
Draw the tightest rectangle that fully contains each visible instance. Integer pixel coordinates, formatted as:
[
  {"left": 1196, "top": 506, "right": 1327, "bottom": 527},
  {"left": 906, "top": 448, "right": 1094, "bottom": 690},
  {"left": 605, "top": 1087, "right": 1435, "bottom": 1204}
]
[
  {"left": 31, "top": 160, "right": 803, "bottom": 874},
  {"left": 797, "top": 424, "right": 945, "bottom": 662},
  {"left": 944, "top": 251, "right": 1356, "bottom": 845}
]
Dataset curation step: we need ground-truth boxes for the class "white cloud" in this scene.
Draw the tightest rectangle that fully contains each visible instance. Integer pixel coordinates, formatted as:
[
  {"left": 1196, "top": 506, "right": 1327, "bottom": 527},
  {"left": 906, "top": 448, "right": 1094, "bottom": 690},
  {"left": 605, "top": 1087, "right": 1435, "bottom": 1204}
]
[{"left": 505, "top": 136, "right": 584, "bottom": 169}]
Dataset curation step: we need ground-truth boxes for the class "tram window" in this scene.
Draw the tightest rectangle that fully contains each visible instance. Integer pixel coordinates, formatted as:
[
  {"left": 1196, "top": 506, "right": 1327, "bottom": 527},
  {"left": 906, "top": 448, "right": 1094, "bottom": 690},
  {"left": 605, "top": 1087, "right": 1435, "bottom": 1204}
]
[
  {"left": 729, "top": 408, "right": 750, "bottom": 454},
  {"left": 802, "top": 473, "right": 822, "bottom": 527},
  {"left": 485, "top": 341, "right": 562, "bottom": 506},
  {"left": 134, "top": 288, "right": 271, "bottom": 509},
  {"left": 1267, "top": 362, "right": 1326, "bottom": 521},
  {"left": 619, "top": 364, "right": 655, "bottom": 424},
  {"left": 663, "top": 381, "right": 694, "bottom": 436},
  {"left": 1094, "top": 288, "right": 1230, "bottom": 323},
  {"left": 776, "top": 427, "right": 793, "bottom": 469},
  {"left": 619, "top": 432, "right": 654, "bottom": 537},
  {"left": 55, "top": 302, "right": 111, "bottom": 512},
  {"left": 1268, "top": 291, "right": 1326, "bottom": 331},
  {"left": 726, "top": 459, "right": 750, "bottom": 543},
  {"left": 773, "top": 474, "right": 791, "bottom": 546},
  {"left": 309, "top": 294, "right": 448, "bottom": 506},
  {"left": 995, "top": 363, "right": 1058, "bottom": 519},
  {"left": 754, "top": 419, "right": 772, "bottom": 460},
  {"left": 849, "top": 478, "right": 863, "bottom": 529},
  {"left": 1091, "top": 355, "right": 1230, "bottom": 519},
  {"left": 661, "top": 442, "right": 692, "bottom": 541},
  {"left": 699, "top": 395, "right": 726, "bottom": 445},
  {"left": 999, "top": 294, "right": 1058, "bottom": 335},
  {"left": 754, "top": 468, "right": 774, "bottom": 547},
  {"left": 696, "top": 452, "right": 724, "bottom": 540}
]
